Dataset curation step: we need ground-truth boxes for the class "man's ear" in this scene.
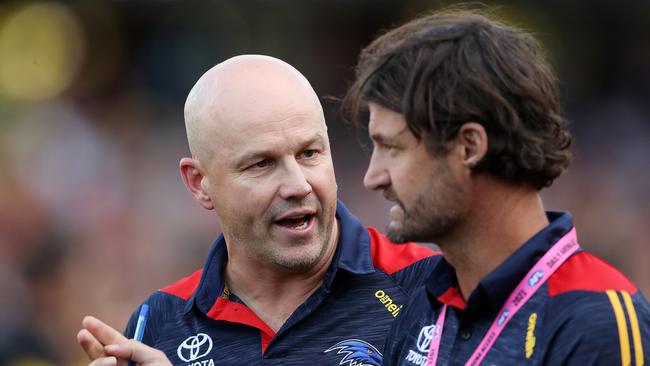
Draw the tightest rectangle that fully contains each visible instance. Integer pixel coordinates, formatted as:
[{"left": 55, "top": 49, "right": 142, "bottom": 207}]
[
  {"left": 179, "top": 157, "right": 214, "bottom": 210},
  {"left": 457, "top": 122, "right": 488, "bottom": 169}
]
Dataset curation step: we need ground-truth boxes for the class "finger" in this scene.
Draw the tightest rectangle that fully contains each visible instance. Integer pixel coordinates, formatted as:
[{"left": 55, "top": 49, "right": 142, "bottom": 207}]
[
  {"left": 78, "top": 328, "right": 107, "bottom": 360},
  {"left": 105, "top": 341, "right": 171, "bottom": 365},
  {"left": 82, "top": 316, "right": 129, "bottom": 346},
  {"left": 89, "top": 356, "right": 117, "bottom": 366}
]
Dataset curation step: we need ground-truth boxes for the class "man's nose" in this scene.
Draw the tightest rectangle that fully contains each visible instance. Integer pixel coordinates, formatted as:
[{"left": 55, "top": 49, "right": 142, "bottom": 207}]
[
  {"left": 363, "top": 152, "right": 390, "bottom": 191},
  {"left": 278, "top": 160, "right": 313, "bottom": 199}
]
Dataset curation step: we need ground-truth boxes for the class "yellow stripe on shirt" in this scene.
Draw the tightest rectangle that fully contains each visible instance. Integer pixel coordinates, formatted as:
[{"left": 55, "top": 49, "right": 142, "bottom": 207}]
[
  {"left": 607, "top": 290, "right": 631, "bottom": 366},
  {"left": 621, "top": 291, "right": 644, "bottom": 366}
]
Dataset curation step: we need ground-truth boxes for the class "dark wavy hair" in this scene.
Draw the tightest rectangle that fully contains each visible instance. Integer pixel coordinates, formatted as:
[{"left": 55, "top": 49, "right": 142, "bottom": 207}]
[{"left": 344, "top": 9, "right": 572, "bottom": 190}]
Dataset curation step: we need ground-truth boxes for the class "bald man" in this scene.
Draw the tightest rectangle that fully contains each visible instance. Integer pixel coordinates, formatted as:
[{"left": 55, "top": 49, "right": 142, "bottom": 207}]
[{"left": 77, "top": 55, "right": 437, "bottom": 365}]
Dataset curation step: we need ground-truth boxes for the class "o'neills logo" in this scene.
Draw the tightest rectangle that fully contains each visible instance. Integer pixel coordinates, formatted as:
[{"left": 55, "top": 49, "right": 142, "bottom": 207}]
[{"left": 375, "top": 290, "right": 402, "bottom": 317}]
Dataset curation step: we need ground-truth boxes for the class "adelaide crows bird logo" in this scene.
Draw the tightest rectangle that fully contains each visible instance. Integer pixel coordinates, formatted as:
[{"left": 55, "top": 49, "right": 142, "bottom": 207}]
[{"left": 324, "top": 339, "right": 382, "bottom": 366}]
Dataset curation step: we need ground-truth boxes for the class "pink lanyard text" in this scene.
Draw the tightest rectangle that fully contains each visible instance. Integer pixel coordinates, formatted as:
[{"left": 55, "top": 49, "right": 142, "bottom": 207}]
[{"left": 426, "top": 228, "right": 579, "bottom": 366}]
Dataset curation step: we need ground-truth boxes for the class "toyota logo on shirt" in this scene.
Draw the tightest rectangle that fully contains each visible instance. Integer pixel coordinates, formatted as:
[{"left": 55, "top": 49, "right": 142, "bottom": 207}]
[
  {"left": 416, "top": 325, "right": 437, "bottom": 353},
  {"left": 177, "top": 333, "right": 213, "bottom": 362}
]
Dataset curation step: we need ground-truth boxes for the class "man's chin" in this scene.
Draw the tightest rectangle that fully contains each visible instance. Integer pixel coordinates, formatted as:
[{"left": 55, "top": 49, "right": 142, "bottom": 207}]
[
  {"left": 273, "top": 252, "right": 322, "bottom": 271},
  {"left": 386, "top": 225, "right": 410, "bottom": 244},
  {"left": 386, "top": 220, "right": 408, "bottom": 244},
  {"left": 387, "top": 220, "right": 429, "bottom": 243},
  {"left": 268, "top": 241, "right": 327, "bottom": 271}
]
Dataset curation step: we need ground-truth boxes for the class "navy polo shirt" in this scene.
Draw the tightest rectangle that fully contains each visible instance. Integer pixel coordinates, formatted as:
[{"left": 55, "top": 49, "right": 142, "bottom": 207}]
[
  {"left": 124, "top": 201, "right": 438, "bottom": 365},
  {"left": 383, "top": 212, "right": 650, "bottom": 365}
]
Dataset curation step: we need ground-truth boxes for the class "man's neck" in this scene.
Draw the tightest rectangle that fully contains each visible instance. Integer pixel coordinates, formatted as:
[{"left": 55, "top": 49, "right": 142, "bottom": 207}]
[
  {"left": 224, "top": 221, "right": 339, "bottom": 332},
  {"left": 440, "top": 179, "right": 549, "bottom": 300}
]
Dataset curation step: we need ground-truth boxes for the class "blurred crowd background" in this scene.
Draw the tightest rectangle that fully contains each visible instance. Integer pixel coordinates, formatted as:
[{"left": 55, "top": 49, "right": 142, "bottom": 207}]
[{"left": 0, "top": 0, "right": 648, "bottom": 364}]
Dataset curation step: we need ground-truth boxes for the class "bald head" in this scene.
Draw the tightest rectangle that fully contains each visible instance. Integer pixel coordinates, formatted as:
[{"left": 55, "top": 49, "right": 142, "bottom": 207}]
[{"left": 184, "top": 55, "right": 325, "bottom": 163}]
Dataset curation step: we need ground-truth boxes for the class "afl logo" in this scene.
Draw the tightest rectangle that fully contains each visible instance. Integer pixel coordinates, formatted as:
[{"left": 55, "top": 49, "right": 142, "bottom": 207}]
[
  {"left": 528, "top": 270, "right": 545, "bottom": 287},
  {"left": 497, "top": 309, "right": 510, "bottom": 326},
  {"left": 177, "top": 333, "right": 213, "bottom": 362}
]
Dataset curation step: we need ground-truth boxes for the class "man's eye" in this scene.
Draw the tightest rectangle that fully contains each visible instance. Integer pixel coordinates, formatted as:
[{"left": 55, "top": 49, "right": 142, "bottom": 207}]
[
  {"left": 253, "top": 160, "right": 270, "bottom": 169},
  {"left": 302, "top": 150, "right": 318, "bottom": 158},
  {"left": 375, "top": 141, "right": 393, "bottom": 150}
]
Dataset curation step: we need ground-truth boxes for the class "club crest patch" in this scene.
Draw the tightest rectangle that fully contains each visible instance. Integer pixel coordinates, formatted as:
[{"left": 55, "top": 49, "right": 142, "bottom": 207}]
[{"left": 325, "top": 339, "right": 382, "bottom": 366}]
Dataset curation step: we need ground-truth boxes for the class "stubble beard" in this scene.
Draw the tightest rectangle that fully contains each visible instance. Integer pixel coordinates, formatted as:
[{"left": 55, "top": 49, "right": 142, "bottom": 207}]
[
  {"left": 265, "top": 200, "right": 336, "bottom": 272},
  {"left": 385, "top": 160, "right": 464, "bottom": 244},
  {"left": 386, "top": 199, "right": 458, "bottom": 244}
]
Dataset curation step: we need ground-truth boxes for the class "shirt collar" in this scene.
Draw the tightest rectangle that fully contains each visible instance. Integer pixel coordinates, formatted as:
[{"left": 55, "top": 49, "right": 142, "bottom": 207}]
[
  {"left": 331, "top": 200, "right": 376, "bottom": 275},
  {"left": 185, "top": 199, "right": 375, "bottom": 315},
  {"left": 184, "top": 234, "right": 229, "bottom": 314},
  {"left": 426, "top": 211, "right": 575, "bottom": 312}
]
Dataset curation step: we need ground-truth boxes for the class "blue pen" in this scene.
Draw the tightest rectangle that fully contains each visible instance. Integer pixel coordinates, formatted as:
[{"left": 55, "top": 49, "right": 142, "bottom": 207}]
[{"left": 133, "top": 304, "right": 149, "bottom": 342}]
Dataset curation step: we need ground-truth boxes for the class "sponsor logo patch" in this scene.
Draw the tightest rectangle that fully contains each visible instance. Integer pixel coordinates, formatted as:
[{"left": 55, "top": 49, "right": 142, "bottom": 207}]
[
  {"left": 177, "top": 333, "right": 213, "bottom": 363},
  {"left": 374, "top": 290, "right": 403, "bottom": 317},
  {"left": 416, "top": 324, "right": 436, "bottom": 353},
  {"left": 402, "top": 323, "right": 437, "bottom": 366}
]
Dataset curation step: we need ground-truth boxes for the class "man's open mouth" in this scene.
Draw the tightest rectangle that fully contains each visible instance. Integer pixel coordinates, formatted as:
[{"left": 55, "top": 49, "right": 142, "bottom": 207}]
[{"left": 275, "top": 214, "right": 314, "bottom": 230}]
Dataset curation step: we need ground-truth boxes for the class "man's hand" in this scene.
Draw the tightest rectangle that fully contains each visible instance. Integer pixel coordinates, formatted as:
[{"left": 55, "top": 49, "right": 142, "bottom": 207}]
[
  {"left": 78, "top": 316, "right": 127, "bottom": 361},
  {"left": 77, "top": 315, "right": 171, "bottom": 366}
]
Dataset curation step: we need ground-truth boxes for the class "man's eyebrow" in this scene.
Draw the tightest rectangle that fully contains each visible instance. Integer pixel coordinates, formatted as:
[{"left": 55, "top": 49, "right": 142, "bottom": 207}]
[
  {"left": 306, "top": 132, "right": 328, "bottom": 145},
  {"left": 233, "top": 150, "right": 265, "bottom": 166},
  {"left": 369, "top": 126, "right": 410, "bottom": 142},
  {"left": 291, "top": 132, "right": 327, "bottom": 149},
  {"left": 228, "top": 151, "right": 259, "bottom": 170},
  {"left": 231, "top": 132, "right": 327, "bottom": 168}
]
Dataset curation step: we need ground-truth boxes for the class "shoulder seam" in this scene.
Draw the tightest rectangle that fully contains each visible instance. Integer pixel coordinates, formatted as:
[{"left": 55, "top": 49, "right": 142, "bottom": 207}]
[
  {"left": 548, "top": 252, "right": 636, "bottom": 296},
  {"left": 386, "top": 254, "right": 441, "bottom": 277}
]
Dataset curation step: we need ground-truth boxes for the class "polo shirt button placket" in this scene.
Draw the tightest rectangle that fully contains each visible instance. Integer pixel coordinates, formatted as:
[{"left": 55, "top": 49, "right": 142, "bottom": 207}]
[{"left": 460, "top": 329, "right": 471, "bottom": 340}]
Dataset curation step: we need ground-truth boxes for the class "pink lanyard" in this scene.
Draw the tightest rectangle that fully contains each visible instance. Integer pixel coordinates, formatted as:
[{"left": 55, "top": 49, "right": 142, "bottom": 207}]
[{"left": 426, "top": 228, "right": 579, "bottom": 366}]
